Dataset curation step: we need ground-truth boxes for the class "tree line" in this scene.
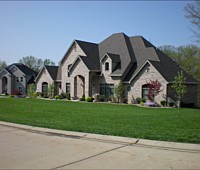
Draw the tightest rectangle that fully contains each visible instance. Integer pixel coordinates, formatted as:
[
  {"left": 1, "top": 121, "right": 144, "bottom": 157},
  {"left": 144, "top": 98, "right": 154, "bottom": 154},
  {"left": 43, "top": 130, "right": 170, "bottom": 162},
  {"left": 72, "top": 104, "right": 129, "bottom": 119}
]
[
  {"left": 0, "top": 56, "right": 55, "bottom": 72},
  {"left": 158, "top": 44, "right": 200, "bottom": 81}
]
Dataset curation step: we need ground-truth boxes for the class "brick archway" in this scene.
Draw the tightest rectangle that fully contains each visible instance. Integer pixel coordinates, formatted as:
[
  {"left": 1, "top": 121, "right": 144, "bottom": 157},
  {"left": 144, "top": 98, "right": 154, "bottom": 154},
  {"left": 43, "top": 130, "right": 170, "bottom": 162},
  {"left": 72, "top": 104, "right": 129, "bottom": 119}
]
[{"left": 74, "top": 75, "right": 85, "bottom": 99}]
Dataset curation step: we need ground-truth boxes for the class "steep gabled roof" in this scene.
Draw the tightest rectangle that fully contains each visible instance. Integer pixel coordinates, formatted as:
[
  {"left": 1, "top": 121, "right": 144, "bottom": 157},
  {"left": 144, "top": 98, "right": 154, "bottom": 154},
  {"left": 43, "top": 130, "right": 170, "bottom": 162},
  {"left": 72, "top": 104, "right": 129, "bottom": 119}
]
[
  {"left": 100, "top": 53, "right": 121, "bottom": 63},
  {"left": 75, "top": 40, "right": 100, "bottom": 71},
  {"left": 6, "top": 63, "right": 37, "bottom": 76},
  {"left": 99, "top": 33, "right": 135, "bottom": 76},
  {"left": 59, "top": 32, "right": 197, "bottom": 84},
  {"left": 45, "top": 65, "right": 59, "bottom": 81},
  {"left": 150, "top": 50, "right": 197, "bottom": 83}
]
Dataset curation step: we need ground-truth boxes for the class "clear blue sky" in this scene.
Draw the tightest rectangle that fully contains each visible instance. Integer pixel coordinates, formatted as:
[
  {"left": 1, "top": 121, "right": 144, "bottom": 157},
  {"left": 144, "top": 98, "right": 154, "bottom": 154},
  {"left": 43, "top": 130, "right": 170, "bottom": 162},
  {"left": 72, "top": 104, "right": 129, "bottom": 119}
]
[{"left": 0, "top": 1, "right": 196, "bottom": 65}]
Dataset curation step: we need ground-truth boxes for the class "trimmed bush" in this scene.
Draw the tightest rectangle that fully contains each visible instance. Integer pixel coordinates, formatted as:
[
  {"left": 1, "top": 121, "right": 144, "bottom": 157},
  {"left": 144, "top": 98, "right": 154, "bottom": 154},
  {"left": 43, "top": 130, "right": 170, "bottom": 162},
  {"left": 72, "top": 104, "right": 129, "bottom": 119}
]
[
  {"left": 66, "top": 93, "right": 71, "bottom": 100},
  {"left": 54, "top": 95, "right": 61, "bottom": 100},
  {"left": 140, "top": 98, "right": 146, "bottom": 103},
  {"left": 60, "top": 92, "right": 66, "bottom": 99},
  {"left": 136, "top": 97, "right": 141, "bottom": 104},
  {"left": 33, "top": 92, "right": 41, "bottom": 98},
  {"left": 123, "top": 98, "right": 128, "bottom": 104},
  {"left": 80, "top": 94, "right": 85, "bottom": 101},
  {"left": 160, "top": 100, "right": 166, "bottom": 106},
  {"left": 99, "top": 95, "right": 106, "bottom": 102},
  {"left": 169, "top": 102, "right": 174, "bottom": 107},
  {"left": 86, "top": 97, "right": 94, "bottom": 102}
]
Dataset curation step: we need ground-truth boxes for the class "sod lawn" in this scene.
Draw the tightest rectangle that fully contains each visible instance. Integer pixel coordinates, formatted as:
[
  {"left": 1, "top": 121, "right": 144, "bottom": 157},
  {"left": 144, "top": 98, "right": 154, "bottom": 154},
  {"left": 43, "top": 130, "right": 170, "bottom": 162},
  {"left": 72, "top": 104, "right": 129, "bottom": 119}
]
[{"left": 0, "top": 98, "right": 199, "bottom": 143}]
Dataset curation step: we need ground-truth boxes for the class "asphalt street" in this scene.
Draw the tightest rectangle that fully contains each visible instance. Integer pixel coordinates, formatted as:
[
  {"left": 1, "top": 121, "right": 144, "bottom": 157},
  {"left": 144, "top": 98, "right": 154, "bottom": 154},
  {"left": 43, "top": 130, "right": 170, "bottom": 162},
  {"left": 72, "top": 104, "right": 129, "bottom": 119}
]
[{"left": 0, "top": 122, "right": 199, "bottom": 169}]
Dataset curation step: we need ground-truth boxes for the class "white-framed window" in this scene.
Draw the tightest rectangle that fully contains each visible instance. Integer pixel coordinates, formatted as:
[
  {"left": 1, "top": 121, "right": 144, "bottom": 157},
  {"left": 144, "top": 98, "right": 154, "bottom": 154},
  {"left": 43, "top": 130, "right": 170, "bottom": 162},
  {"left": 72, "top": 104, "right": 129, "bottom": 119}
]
[
  {"left": 16, "top": 77, "right": 19, "bottom": 82},
  {"left": 21, "top": 77, "right": 23, "bottom": 82}
]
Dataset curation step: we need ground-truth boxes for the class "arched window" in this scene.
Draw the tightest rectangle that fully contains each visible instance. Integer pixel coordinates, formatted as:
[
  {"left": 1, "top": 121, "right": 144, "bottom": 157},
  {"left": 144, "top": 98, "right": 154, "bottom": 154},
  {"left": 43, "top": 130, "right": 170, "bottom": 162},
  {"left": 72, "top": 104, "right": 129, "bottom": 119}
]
[{"left": 105, "top": 62, "right": 109, "bottom": 71}]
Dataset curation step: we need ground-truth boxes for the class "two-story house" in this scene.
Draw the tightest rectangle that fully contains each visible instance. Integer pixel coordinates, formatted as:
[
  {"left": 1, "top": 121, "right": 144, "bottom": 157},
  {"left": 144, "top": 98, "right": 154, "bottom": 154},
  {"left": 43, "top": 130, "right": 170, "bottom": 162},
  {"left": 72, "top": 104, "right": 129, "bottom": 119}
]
[
  {"left": 0, "top": 63, "right": 37, "bottom": 95},
  {"left": 35, "top": 33, "right": 198, "bottom": 106}
]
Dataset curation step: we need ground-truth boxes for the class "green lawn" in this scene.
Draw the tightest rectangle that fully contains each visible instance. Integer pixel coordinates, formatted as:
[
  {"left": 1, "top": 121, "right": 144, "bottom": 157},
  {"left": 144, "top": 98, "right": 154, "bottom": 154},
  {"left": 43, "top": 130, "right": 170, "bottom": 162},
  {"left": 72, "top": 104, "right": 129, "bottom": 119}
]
[{"left": 0, "top": 98, "right": 200, "bottom": 143}]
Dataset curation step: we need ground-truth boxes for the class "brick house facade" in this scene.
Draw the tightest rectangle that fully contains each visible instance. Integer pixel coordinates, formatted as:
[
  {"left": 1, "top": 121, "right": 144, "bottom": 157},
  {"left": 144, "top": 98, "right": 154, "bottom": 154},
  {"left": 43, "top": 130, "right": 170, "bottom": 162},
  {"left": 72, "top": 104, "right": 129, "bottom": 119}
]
[
  {"left": 35, "top": 33, "right": 198, "bottom": 106},
  {"left": 0, "top": 63, "right": 37, "bottom": 95}
]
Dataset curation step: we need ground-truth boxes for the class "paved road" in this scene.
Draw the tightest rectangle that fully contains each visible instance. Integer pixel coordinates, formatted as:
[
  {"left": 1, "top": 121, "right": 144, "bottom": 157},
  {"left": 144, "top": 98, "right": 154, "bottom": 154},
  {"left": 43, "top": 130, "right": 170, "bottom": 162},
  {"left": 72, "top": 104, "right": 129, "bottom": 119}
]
[{"left": 0, "top": 122, "right": 200, "bottom": 169}]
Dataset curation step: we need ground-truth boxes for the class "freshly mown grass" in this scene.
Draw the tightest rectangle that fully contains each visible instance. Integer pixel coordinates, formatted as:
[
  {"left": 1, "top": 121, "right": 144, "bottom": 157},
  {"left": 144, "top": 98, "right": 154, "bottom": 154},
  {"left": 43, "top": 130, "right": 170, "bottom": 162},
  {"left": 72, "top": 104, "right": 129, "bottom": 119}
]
[{"left": 0, "top": 98, "right": 200, "bottom": 143}]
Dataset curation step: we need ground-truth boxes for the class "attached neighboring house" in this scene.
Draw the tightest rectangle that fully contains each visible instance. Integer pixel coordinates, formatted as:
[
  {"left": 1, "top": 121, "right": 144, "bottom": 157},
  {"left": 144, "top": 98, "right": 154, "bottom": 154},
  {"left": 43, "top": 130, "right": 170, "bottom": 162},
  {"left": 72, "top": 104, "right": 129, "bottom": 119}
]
[
  {"left": 0, "top": 63, "right": 37, "bottom": 95},
  {"left": 35, "top": 33, "right": 198, "bottom": 106}
]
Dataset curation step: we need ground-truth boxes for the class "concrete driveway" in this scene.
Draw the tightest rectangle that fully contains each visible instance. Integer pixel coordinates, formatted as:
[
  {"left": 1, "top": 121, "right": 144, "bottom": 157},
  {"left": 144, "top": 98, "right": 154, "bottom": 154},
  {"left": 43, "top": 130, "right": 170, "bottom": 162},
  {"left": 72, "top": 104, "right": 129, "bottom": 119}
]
[{"left": 0, "top": 121, "right": 199, "bottom": 169}]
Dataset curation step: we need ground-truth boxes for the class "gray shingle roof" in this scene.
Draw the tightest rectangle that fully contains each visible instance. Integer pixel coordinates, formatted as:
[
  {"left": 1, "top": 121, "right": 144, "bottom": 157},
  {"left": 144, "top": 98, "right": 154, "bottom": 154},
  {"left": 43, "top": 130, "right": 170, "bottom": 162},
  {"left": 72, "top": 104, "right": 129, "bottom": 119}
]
[
  {"left": 45, "top": 65, "right": 59, "bottom": 81},
  {"left": 6, "top": 63, "right": 38, "bottom": 76},
  {"left": 150, "top": 50, "right": 197, "bottom": 82},
  {"left": 106, "top": 53, "right": 121, "bottom": 63},
  {"left": 75, "top": 40, "right": 100, "bottom": 71},
  {"left": 99, "top": 33, "right": 134, "bottom": 76},
  {"left": 60, "top": 33, "right": 197, "bottom": 83}
]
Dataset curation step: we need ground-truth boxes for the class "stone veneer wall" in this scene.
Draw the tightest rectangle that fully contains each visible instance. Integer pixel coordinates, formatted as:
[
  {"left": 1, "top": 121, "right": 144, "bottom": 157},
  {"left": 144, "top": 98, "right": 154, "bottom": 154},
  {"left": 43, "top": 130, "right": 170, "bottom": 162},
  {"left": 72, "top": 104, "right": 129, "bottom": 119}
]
[
  {"left": 36, "top": 69, "right": 54, "bottom": 92},
  {"left": 70, "top": 59, "right": 90, "bottom": 98},
  {"left": 61, "top": 43, "right": 86, "bottom": 94},
  {"left": 128, "top": 63, "right": 168, "bottom": 104}
]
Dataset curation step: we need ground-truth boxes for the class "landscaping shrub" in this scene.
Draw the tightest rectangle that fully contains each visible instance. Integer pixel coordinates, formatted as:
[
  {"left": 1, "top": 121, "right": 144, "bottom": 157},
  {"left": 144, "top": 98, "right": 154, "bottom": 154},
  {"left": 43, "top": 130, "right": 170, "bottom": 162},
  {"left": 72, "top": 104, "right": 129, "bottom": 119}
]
[
  {"left": 140, "top": 98, "right": 146, "bottom": 103},
  {"left": 136, "top": 97, "right": 141, "bottom": 104},
  {"left": 93, "top": 94, "right": 100, "bottom": 102},
  {"left": 60, "top": 92, "right": 67, "bottom": 99},
  {"left": 140, "top": 102, "right": 144, "bottom": 106},
  {"left": 86, "top": 97, "right": 94, "bottom": 102},
  {"left": 169, "top": 102, "right": 174, "bottom": 107},
  {"left": 123, "top": 98, "right": 128, "bottom": 104},
  {"left": 54, "top": 95, "right": 61, "bottom": 100},
  {"left": 34, "top": 92, "right": 42, "bottom": 98},
  {"left": 41, "top": 92, "right": 48, "bottom": 98},
  {"left": 160, "top": 100, "right": 166, "bottom": 106},
  {"left": 106, "top": 96, "right": 112, "bottom": 102},
  {"left": 66, "top": 93, "right": 71, "bottom": 100},
  {"left": 12, "top": 89, "right": 21, "bottom": 96},
  {"left": 80, "top": 94, "right": 85, "bottom": 101},
  {"left": 99, "top": 95, "right": 106, "bottom": 102}
]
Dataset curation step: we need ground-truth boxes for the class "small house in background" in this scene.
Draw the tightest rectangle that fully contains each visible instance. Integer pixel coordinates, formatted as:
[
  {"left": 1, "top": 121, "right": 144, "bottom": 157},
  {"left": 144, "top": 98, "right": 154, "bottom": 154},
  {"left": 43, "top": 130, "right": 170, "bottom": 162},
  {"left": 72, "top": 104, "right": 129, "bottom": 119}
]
[
  {"left": 35, "top": 65, "right": 61, "bottom": 97},
  {"left": 35, "top": 32, "right": 198, "bottom": 106},
  {"left": 0, "top": 63, "right": 37, "bottom": 95}
]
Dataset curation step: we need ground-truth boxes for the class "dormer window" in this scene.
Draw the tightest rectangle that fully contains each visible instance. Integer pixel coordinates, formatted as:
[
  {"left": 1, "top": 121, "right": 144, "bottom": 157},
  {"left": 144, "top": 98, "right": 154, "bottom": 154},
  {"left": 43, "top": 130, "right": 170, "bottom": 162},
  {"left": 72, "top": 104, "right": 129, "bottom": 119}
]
[{"left": 105, "top": 62, "right": 109, "bottom": 71}]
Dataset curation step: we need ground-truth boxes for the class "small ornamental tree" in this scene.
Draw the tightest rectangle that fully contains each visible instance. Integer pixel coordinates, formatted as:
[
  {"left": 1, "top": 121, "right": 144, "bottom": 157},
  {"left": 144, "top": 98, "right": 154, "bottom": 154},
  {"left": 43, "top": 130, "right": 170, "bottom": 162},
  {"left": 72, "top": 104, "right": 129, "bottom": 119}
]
[
  {"left": 48, "top": 83, "right": 55, "bottom": 98},
  {"left": 146, "top": 79, "right": 162, "bottom": 102},
  {"left": 27, "top": 84, "right": 35, "bottom": 99},
  {"left": 114, "top": 81, "right": 125, "bottom": 103},
  {"left": 171, "top": 71, "right": 187, "bottom": 108}
]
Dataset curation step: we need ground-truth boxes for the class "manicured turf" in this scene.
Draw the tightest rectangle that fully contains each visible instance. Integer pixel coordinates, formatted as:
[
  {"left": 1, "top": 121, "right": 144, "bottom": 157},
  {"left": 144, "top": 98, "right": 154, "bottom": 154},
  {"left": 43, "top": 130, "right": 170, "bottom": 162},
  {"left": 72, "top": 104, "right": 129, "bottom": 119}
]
[{"left": 0, "top": 98, "right": 200, "bottom": 143}]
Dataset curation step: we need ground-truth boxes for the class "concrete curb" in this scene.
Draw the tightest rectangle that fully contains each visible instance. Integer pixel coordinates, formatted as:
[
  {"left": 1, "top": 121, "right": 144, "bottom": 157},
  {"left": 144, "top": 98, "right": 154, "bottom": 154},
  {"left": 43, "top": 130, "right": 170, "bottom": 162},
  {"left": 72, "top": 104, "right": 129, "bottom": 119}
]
[{"left": 0, "top": 121, "right": 199, "bottom": 152}]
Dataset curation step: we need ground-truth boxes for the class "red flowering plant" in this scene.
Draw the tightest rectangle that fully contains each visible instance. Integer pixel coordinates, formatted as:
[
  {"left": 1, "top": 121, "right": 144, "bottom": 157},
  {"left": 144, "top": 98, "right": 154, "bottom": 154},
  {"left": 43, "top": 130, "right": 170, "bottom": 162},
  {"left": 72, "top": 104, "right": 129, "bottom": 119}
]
[
  {"left": 12, "top": 89, "right": 21, "bottom": 96},
  {"left": 146, "top": 80, "right": 162, "bottom": 102}
]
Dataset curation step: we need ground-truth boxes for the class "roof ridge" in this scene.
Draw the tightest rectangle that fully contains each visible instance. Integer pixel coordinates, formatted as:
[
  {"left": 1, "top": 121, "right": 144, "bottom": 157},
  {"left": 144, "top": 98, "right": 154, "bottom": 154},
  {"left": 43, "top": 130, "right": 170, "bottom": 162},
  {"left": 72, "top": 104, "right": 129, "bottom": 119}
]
[{"left": 75, "top": 39, "right": 98, "bottom": 45}]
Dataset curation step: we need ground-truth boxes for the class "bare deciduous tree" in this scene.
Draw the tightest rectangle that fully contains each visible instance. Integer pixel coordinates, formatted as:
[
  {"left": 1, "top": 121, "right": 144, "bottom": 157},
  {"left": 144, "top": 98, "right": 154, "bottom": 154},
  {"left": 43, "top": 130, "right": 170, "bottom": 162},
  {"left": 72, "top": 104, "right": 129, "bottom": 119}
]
[{"left": 185, "top": 0, "right": 200, "bottom": 43}]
